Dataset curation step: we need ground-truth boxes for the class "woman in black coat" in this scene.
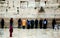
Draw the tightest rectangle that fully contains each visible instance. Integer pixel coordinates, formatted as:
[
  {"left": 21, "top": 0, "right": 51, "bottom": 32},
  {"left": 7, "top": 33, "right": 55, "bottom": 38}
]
[
  {"left": 31, "top": 20, "right": 34, "bottom": 29},
  {"left": 1, "top": 18, "right": 4, "bottom": 29},
  {"left": 35, "top": 19, "right": 38, "bottom": 28},
  {"left": 52, "top": 18, "right": 56, "bottom": 29},
  {"left": 10, "top": 18, "right": 13, "bottom": 26},
  {"left": 18, "top": 18, "right": 22, "bottom": 28},
  {"left": 39, "top": 19, "right": 43, "bottom": 29}
]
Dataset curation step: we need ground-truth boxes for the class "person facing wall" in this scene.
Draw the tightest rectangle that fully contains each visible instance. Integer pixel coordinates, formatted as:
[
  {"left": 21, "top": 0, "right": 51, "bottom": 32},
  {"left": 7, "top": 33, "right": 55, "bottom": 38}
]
[
  {"left": 27, "top": 19, "right": 31, "bottom": 29},
  {"left": 35, "top": 19, "right": 38, "bottom": 28},
  {"left": 39, "top": 18, "right": 43, "bottom": 29},
  {"left": 1, "top": 18, "right": 5, "bottom": 29},
  {"left": 31, "top": 20, "right": 34, "bottom": 29},
  {"left": 22, "top": 19, "right": 26, "bottom": 29},
  {"left": 52, "top": 18, "right": 56, "bottom": 29},
  {"left": 18, "top": 18, "right": 22, "bottom": 28},
  {"left": 43, "top": 19, "right": 48, "bottom": 29},
  {"left": 10, "top": 18, "right": 13, "bottom": 26}
]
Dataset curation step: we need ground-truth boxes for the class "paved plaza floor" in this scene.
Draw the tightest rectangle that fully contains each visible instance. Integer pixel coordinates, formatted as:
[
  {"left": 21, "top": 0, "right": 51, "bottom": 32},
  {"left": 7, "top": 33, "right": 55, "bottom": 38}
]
[{"left": 0, "top": 28, "right": 60, "bottom": 38}]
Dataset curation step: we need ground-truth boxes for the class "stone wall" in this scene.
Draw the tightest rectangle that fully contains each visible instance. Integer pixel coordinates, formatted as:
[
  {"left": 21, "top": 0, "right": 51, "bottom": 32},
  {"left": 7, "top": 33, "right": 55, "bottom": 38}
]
[
  {"left": 0, "top": 0, "right": 60, "bottom": 28},
  {"left": 0, "top": 0, "right": 60, "bottom": 18}
]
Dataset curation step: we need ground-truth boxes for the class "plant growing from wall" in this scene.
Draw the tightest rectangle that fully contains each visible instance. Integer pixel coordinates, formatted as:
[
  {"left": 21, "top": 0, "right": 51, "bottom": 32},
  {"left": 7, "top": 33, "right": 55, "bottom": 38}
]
[{"left": 39, "top": 7, "right": 45, "bottom": 13}]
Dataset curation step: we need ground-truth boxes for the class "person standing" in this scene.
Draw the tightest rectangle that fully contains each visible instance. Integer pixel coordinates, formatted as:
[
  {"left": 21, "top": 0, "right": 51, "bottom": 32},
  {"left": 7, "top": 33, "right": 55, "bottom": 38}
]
[
  {"left": 35, "top": 19, "right": 38, "bottom": 28},
  {"left": 39, "top": 19, "right": 43, "bottom": 29},
  {"left": 27, "top": 19, "right": 31, "bottom": 29},
  {"left": 31, "top": 20, "right": 34, "bottom": 29},
  {"left": 52, "top": 18, "right": 56, "bottom": 29},
  {"left": 1, "top": 18, "right": 5, "bottom": 29},
  {"left": 22, "top": 19, "right": 26, "bottom": 29},
  {"left": 43, "top": 19, "right": 48, "bottom": 29},
  {"left": 18, "top": 18, "right": 22, "bottom": 28},
  {"left": 9, "top": 25, "right": 13, "bottom": 37},
  {"left": 10, "top": 18, "right": 13, "bottom": 26}
]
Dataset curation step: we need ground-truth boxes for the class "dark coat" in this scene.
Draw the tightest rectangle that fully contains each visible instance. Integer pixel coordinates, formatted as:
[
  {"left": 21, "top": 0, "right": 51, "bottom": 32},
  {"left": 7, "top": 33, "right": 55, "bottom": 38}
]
[
  {"left": 27, "top": 20, "right": 31, "bottom": 29},
  {"left": 1, "top": 19, "right": 4, "bottom": 26},
  {"left": 43, "top": 19, "right": 47, "bottom": 25},
  {"left": 18, "top": 19, "right": 22, "bottom": 25},
  {"left": 35, "top": 19, "right": 38, "bottom": 26},
  {"left": 52, "top": 19, "right": 56, "bottom": 29},
  {"left": 39, "top": 19, "right": 43, "bottom": 28},
  {"left": 10, "top": 18, "right": 13, "bottom": 26},
  {"left": 52, "top": 19, "right": 56, "bottom": 26},
  {"left": 31, "top": 20, "right": 34, "bottom": 28},
  {"left": 1, "top": 19, "right": 4, "bottom": 28},
  {"left": 27, "top": 20, "right": 31, "bottom": 26},
  {"left": 31, "top": 20, "right": 34, "bottom": 26},
  {"left": 39, "top": 19, "right": 43, "bottom": 26},
  {"left": 43, "top": 19, "right": 48, "bottom": 29}
]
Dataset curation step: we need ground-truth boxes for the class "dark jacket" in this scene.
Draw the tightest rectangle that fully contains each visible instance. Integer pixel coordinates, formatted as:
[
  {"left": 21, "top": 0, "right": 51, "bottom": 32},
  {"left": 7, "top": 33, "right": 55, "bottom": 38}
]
[
  {"left": 52, "top": 19, "right": 56, "bottom": 29},
  {"left": 1, "top": 19, "right": 4, "bottom": 26},
  {"left": 35, "top": 19, "right": 38, "bottom": 26},
  {"left": 43, "top": 19, "right": 48, "bottom": 29},
  {"left": 31, "top": 20, "right": 34, "bottom": 26},
  {"left": 10, "top": 18, "right": 13, "bottom": 26},
  {"left": 39, "top": 19, "right": 43, "bottom": 28},
  {"left": 52, "top": 19, "right": 56, "bottom": 26},
  {"left": 27, "top": 20, "right": 31, "bottom": 26},
  {"left": 18, "top": 19, "right": 22, "bottom": 25},
  {"left": 39, "top": 19, "right": 43, "bottom": 25},
  {"left": 43, "top": 19, "right": 47, "bottom": 25}
]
